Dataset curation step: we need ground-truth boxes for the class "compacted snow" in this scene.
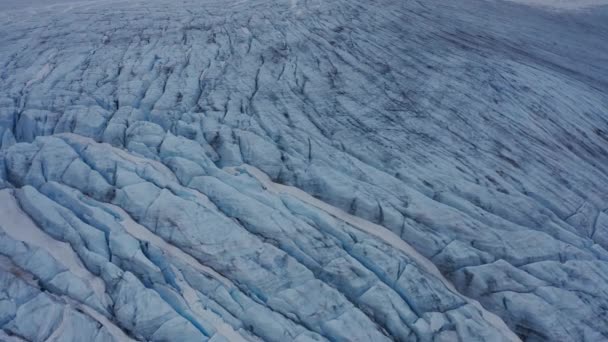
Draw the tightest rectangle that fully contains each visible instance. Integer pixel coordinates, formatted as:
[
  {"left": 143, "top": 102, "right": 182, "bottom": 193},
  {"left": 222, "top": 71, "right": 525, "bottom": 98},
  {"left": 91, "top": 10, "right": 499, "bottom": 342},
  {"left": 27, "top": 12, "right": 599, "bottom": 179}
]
[{"left": 1, "top": 0, "right": 608, "bottom": 340}]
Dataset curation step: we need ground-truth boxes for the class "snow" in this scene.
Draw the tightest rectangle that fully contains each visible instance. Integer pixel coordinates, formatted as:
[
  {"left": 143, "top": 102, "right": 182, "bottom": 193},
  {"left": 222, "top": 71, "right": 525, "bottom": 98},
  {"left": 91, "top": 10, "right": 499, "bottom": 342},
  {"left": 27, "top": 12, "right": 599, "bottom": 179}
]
[
  {"left": 108, "top": 202, "right": 235, "bottom": 288},
  {"left": 502, "top": 0, "right": 608, "bottom": 10},
  {"left": 238, "top": 165, "right": 442, "bottom": 276},
  {"left": 170, "top": 265, "right": 249, "bottom": 342},
  {"left": 1, "top": 0, "right": 608, "bottom": 340},
  {"left": 0, "top": 330, "right": 27, "bottom": 342},
  {"left": 72, "top": 133, "right": 179, "bottom": 183},
  {"left": 0, "top": 0, "right": 126, "bottom": 12},
  {"left": 44, "top": 308, "right": 68, "bottom": 342},
  {"left": 77, "top": 304, "right": 137, "bottom": 342},
  {"left": 238, "top": 164, "right": 521, "bottom": 342},
  {"left": 0, "top": 190, "right": 107, "bottom": 299},
  {"left": 0, "top": 255, "right": 37, "bottom": 287},
  {"left": 25, "top": 63, "right": 53, "bottom": 88}
]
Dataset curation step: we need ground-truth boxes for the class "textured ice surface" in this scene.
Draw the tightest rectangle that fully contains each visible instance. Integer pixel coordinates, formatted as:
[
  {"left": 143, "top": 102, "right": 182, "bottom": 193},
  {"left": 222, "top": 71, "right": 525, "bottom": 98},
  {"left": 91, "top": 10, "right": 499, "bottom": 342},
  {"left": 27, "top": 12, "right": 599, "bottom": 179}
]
[
  {"left": 1, "top": 0, "right": 608, "bottom": 340},
  {"left": 502, "top": 0, "right": 608, "bottom": 10}
]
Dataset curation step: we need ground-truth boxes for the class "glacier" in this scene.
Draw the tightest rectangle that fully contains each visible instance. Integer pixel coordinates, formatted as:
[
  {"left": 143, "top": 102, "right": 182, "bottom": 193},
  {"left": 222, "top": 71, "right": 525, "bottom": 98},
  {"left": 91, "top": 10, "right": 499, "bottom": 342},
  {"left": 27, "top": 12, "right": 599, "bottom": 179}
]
[{"left": 1, "top": 0, "right": 608, "bottom": 340}]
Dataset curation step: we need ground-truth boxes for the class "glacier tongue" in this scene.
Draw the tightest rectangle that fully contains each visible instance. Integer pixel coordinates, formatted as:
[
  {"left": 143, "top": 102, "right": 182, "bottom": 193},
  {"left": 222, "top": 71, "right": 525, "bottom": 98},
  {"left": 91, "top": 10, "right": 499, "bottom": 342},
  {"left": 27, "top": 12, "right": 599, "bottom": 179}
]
[{"left": 1, "top": 0, "right": 608, "bottom": 340}]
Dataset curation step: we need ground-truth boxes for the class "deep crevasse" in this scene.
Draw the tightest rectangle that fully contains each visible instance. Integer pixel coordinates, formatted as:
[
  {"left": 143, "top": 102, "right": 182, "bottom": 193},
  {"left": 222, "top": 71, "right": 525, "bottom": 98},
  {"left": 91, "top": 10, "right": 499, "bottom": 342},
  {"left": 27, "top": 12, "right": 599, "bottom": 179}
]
[{"left": 1, "top": 0, "right": 608, "bottom": 340}]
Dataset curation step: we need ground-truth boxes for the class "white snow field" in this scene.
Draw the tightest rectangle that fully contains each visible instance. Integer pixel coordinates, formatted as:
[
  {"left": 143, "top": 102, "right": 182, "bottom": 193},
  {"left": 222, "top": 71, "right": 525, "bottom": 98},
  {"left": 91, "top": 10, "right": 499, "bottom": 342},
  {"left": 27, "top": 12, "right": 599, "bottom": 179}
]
[{"left": 1, "top": 0, "right": 608, "bottom": 340}]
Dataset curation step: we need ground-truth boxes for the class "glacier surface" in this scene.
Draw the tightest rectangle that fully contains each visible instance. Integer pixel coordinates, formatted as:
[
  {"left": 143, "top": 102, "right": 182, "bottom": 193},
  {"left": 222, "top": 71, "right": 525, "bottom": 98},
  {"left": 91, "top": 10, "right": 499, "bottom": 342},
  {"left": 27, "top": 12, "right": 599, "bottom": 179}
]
[{"left": 1, "top": 0, "right": 608, "bottom": 340}]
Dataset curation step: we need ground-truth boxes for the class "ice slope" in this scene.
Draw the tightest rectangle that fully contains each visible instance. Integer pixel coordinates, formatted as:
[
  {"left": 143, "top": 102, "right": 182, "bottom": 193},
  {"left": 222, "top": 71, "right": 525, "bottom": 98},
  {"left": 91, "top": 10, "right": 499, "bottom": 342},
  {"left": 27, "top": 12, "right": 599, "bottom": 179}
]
[{"left": 0, "top": 0, "right": 607, "bottom": 340}]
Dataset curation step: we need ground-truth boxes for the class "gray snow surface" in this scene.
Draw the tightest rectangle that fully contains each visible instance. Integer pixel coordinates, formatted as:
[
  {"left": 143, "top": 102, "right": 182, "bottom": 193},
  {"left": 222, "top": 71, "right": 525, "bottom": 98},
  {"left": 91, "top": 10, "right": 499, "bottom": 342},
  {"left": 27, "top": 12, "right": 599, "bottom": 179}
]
[{"left": 1, "top": 0, "right": 608, "bottom": 340}]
